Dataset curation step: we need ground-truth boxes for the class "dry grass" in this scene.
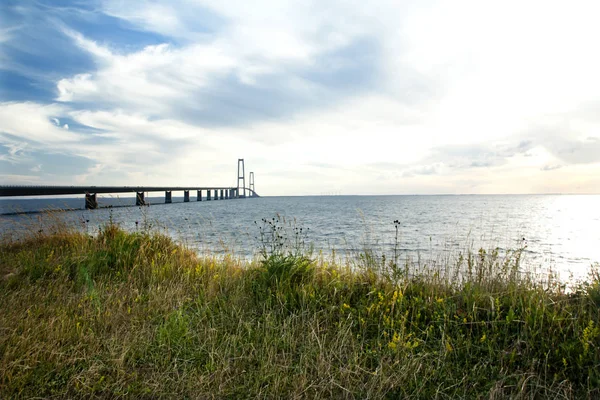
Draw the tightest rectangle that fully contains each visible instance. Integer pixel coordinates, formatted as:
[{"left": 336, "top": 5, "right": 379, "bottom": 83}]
[{"left": 0, "top": 220, "right": 599, "bottom": 399}]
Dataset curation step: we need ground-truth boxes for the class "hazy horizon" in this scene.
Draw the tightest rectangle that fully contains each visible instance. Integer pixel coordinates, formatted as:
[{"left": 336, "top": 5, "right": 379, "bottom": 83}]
[{"left": 2, "top": 1, "right": 600, "bottom": 196}]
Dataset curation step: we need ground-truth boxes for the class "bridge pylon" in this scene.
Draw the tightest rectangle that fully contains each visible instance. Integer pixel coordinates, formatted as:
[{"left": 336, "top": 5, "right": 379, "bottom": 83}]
[
  {"left": 249, "top": 172, "right": 255, "bottom": 197},
  {"left": 237, "top": 159, "right": 245, "bottom": 198}
]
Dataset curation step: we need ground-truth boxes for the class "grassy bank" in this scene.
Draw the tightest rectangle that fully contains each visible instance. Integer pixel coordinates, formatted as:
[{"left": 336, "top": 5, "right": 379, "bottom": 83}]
[{"left": 1, "top": 221, "right": 599, "bottom": 399}]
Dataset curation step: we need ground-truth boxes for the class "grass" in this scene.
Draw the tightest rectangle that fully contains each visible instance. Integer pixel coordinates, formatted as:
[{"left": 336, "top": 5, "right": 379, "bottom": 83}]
[{"left": 0, "top": 218, "right": 599, "bottom": 399}]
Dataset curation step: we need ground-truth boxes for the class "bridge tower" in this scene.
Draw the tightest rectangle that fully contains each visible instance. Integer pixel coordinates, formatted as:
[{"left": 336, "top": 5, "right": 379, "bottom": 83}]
[
  {"left": 237, "top": 158, "right": 245, "bottom": 198},
  {"left": 249, "top": 172, "right": 255, "bottom": 197}
]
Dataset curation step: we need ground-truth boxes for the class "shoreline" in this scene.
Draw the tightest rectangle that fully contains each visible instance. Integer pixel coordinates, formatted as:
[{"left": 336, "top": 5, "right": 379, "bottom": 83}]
[{"left": 1, "top": 223, "right": 598, "bottom": 398}]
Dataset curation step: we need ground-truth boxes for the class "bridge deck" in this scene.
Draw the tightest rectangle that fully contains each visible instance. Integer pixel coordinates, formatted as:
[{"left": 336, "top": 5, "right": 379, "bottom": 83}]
[{"left": 0, "top": 186, "right": 237, "bottom": 197}]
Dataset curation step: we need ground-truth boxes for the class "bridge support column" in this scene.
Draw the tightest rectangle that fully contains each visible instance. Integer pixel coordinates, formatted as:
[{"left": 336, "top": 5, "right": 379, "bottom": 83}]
[
  {"left": 184, "top": 190, "right": 190, "bottom": 202},
  {"left": 220, "top": 189, "right": 224, "bottom": 200},
  {"left": 197, "top": 190, "right": 202, "bottom": 201},
  {"left": 85, "top": 193, "right": 98, "bottom": 210},
  {"left": 207, "top": 190, "right": 211, "bottom": 201},
  {"left": 136, "top": 192, "right": 145, "bottom": 206},
  {"left": 165, "top": 191, "right": 172, "bottom": 204},
  {"left": 225, "top": 190, "right": 229, "bottom": 199}
]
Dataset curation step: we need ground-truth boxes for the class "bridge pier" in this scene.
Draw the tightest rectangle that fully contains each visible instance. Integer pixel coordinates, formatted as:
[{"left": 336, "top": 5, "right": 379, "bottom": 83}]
[
  {"left": 225, "top": 190, "right": 229, "bottom": 199},
  {"left": 85, "top": 193, "right": 98, "bottom": 210},
  {"left": 136, "top": 192, "right": 145, "bottom": 206},
  {"left": 165, "top": 191, "right": 172, "bottom": 204},
  {"left": 207, "top": 190, "right": 211, "bottom": 201},
  {"left": 197, "top": 190, "right": 202, "bottom": 201},
  {"left": 184, "top": 190, "right": 190, "bottom": 202},
  {"left": 220, "top": 189, "right": 224, "bottom": 200}
]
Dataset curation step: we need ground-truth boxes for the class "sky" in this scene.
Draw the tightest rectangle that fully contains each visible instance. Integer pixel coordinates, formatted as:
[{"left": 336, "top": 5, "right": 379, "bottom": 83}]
[{"left": 1, "top": 0, "right": 599, "bottom": 195}]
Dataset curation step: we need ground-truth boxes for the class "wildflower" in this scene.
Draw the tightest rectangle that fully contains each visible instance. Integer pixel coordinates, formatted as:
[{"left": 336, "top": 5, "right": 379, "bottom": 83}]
[
  {"left": 343, "top": 303, "right": 350, "bottom": 310},
  {"left": 582, "top": 320, "right": 599, "bottom": 354},
  {"left": 480, "top": 333, "right": 486, "bottom": 343},
  {"left": 445, "top": 340, "right": 453, "bottom": 353}
]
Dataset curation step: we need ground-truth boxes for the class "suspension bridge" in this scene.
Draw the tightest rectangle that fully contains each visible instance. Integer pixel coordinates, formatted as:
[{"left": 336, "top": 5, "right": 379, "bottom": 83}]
[{"left": 0, "top": 159, "right": 258, "bottom": 209}]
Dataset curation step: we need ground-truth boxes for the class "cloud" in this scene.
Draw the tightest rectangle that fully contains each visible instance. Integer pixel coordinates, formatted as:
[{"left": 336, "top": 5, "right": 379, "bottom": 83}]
[
  {"left": 52, "top": 0, "right": 439, "bottom": 131},
  {"left": 541, "top": 165, "right": 562, "bottom": 171},
  {"left": 0, "top": 174, "right": 43, "bottom": 184},
  {"left": 2, "top": 0, "right": 600, "bottom": 194},
  {"left": 57, "top": 73, "right": 98, "bottom": 102},
  {"left": 54, "top": 31, "right": 390, "bottom": 129},
  {"left": 0, "top": 142, "right": 28, "bottom": 164},
  {"left": 527, "top": 122, "right": 600, "bottom": 165},
  {"left": 402, "top": 164, "right": 439, "bottom": 178},
  {"left": 0, "top": 102, "right": 79, "bottom": 143},
  {"left": 423, "top": 140, "right": 535, "bottom": 171}
]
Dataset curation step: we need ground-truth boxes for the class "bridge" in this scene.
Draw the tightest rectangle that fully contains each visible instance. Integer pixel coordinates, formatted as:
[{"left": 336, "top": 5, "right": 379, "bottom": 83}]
[{"left": 0, "top": 159, "right": 259, "bottom": 209}]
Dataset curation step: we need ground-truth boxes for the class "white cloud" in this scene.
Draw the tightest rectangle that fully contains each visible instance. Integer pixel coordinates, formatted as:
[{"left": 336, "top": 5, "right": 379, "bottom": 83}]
[
  {"left": 0, "top": 102, "right": 79, "bottom": 143},
  {"left": 57, "top": 73, "right": 98, "bottom": 102},
  {"left": 3, "top": 0, "right": 600, "bottom": 193},
  {"left": 0, "top": 174, "right": 43, "bottom": 184}
]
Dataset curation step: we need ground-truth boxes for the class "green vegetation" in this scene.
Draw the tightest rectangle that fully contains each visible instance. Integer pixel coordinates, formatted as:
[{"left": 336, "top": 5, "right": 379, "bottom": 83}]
[{"left": 1, "top": 218, "right": 599, "bottom": 398}]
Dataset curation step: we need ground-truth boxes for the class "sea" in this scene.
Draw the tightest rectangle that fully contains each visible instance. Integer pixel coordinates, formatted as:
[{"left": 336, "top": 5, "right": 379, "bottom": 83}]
[{"left": 1, "top": 194, "right": 599, "bottom": 282}]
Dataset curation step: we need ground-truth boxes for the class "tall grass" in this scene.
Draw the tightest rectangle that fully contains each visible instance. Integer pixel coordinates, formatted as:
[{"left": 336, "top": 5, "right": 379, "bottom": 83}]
[{"left": 0, "top": 217, "right": 598, "bottom": 398}]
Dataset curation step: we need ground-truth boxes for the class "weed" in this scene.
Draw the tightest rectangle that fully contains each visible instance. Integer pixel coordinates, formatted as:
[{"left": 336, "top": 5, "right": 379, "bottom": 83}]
[{"left": 0, "top": 221, "right": 598, "bottom": 398}]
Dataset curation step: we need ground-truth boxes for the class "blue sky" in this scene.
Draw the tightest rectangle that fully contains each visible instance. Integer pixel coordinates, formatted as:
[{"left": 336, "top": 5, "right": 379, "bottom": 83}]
[{"left": 1, "top": 0, "right": 600, "bottom": 194}]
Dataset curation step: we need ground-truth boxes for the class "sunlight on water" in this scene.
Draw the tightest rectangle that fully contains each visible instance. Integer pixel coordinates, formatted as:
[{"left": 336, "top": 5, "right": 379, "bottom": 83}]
[{"left": 1, "top": 194, "right": 599, "bottom": 282}]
